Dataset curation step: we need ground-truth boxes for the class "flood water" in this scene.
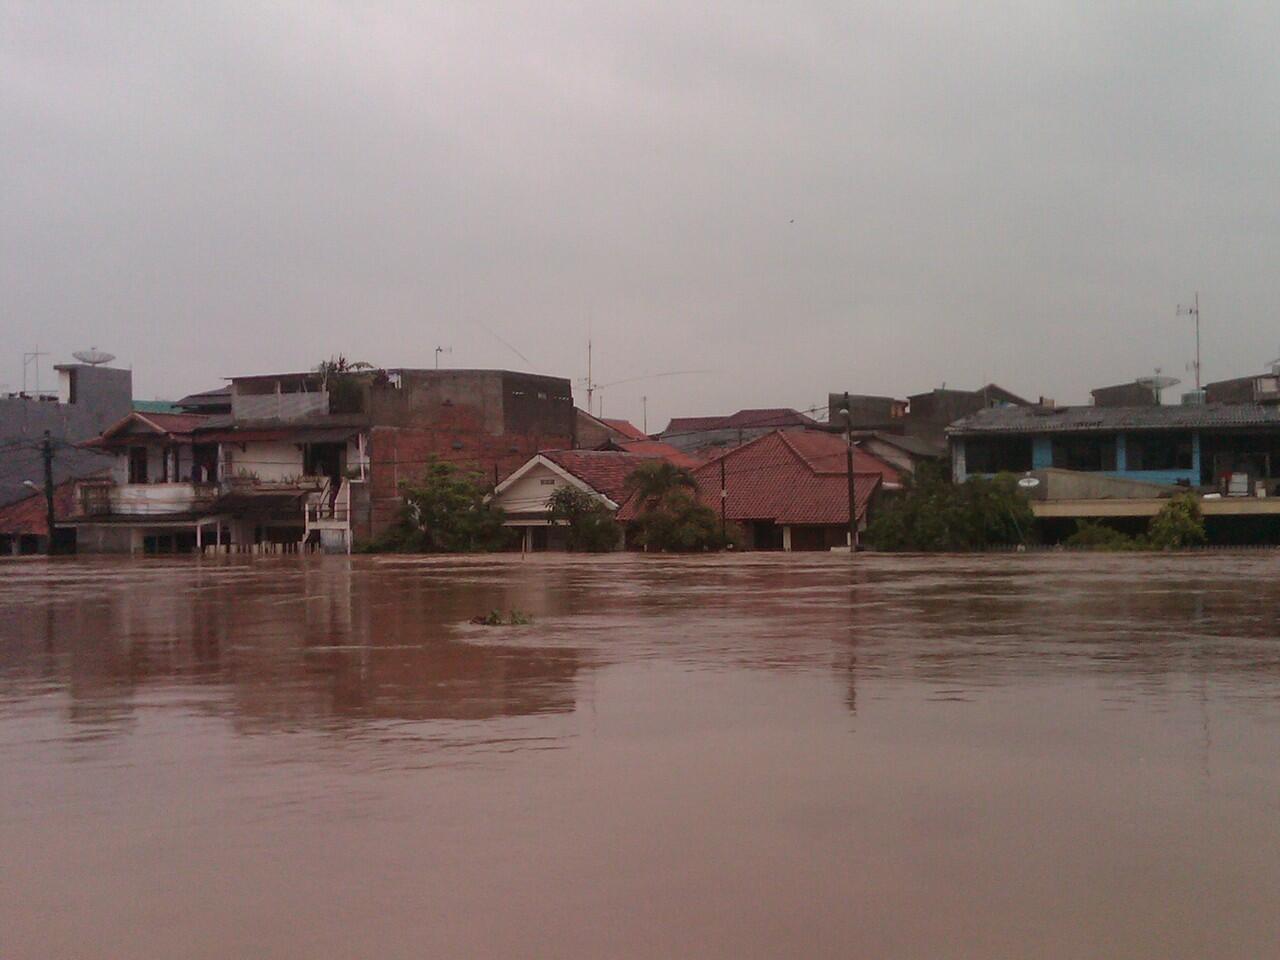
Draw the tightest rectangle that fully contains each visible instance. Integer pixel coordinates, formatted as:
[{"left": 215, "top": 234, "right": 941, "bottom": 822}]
[{"left": 2, "top": 553, "right": 1279, "bottom": 958}]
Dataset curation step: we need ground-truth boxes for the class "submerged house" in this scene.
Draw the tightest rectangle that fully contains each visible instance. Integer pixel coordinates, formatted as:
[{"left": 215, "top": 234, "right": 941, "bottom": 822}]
[
  {"left": 66, "top": 367, "right": 575, "bottom": 553},
  {"left": 490, "top": 449, "right": 651, "bottom": 550},
  {"left": 618, "top": 429, "right": 898, "bottom": 550},
  {"left": 949, "top": 398, "right": 1280, "bottom": 537}
]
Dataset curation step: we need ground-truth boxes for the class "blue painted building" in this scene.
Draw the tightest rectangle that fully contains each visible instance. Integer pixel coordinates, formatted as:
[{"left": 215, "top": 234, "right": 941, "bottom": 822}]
[{"left": 949, "top": 402, "right": 1280, "bottom": 493}]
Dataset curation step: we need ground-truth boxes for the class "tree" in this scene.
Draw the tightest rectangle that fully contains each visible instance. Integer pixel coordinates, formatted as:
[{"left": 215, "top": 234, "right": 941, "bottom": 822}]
[
  {"left": 546, "top": 486, "right": 620, "bottom": 552},
  {"left": 315, "top": 355, "right": 378, "bottom": 414},
  {"left": 866, "top": 463, "right": 1035, "bottom": 551},
  {"left": 368, "top": 459, "right": 512, "bottom": 552},
  {"left": 1063, "top": 520, "right": 1139, "bottom": 551},
  {"left": 623, "top": 461, "right": 734, "bottom": 552},
  {"left": 1146, "top": 493, "right": 1207, "bottom": 549},
  {"left": 624, "top": 460, "right": 697, "bottom": 503}
]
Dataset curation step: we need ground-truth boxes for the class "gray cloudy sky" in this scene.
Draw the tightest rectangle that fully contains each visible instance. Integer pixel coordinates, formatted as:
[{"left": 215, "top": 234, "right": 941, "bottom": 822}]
[{"left": 4, "top": 2, "right": 1279, "bottom": 430}]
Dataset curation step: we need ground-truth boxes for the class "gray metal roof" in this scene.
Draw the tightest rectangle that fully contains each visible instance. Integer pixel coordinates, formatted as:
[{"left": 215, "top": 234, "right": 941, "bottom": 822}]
[{"left": 948, "top": 402, "right": 1280, "bottom": 436}]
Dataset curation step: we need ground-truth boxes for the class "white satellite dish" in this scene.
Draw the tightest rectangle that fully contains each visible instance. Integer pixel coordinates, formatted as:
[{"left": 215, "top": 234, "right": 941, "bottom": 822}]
[
  {"left": 72, "top": 347, "right": 116, "bottom": 366},
  {"left": 1136, "top": 373, "right": 1179, "bottom": 403},
  {"left": 1017, "top": 476, "right": 1040, "bottom": 488}
]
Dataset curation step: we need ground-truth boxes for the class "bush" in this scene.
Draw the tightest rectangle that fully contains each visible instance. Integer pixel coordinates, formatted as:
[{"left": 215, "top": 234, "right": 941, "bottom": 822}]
[
  {"left": 1146, "top": 493, "right": 1206, "bottom": 549},
  {"left": 1063, "top": 520, "right": 1139, "bottom": 551},
  {"left": 866, "top": 463, "right": 1035, "bottom": 551},
  {"left": 366, "top": 459, "right": 513, "bottom": 553},
  {"left": 546, "top": 486, "right": 621, "bottom": 552}
]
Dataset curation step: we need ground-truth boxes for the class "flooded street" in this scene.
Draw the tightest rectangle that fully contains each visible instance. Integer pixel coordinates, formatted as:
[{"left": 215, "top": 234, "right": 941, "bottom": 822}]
[{"left": 2, "top": 553, "right": 1279, "bottom": 958}]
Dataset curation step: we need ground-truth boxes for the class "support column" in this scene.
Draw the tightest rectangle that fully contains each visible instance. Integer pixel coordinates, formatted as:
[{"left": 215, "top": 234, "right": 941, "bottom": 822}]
[
  {"left": 1115, "top": 434, "right": 1127, "bottom": 472},
  {"left": 782, "top": 525, "right": 792, "bottom": 552}
]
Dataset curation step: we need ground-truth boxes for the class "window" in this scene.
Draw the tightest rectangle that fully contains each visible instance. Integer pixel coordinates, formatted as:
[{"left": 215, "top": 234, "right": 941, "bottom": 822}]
[
  {"left": 965, "top": 437, "right": 1032, "bottom": 474},
  {"left": 1051, "top": 435, "right": 1117, "bottom": 472},
  {"left": 128, "top": 446, "right": 149, "bottom": 484},
  {"left": 540, "top": 478, "right": 557, "bottom": 486},
  {"left": 1127, "top": 433, "right": 1192, "bottom": 471}
]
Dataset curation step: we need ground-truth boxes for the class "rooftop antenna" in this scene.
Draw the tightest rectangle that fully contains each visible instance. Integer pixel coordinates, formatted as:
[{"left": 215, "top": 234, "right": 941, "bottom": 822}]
[
  {"left": 22, "top": 347, "right": 48, "bottom": 395},
  {"left": 72, "top": 346, "right": 116, "bottom": 366},
  {"left": 433, "top": 345, "right": 451, "bottom": 369},
  {"left": 1176, "top": 292, "right": 1201, "bottom": 390}
]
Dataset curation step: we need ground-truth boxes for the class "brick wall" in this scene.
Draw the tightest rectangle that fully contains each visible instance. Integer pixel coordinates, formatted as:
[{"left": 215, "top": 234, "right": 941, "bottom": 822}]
[{"left": 366, "top": 425, "right": 572, "bottom": 538}]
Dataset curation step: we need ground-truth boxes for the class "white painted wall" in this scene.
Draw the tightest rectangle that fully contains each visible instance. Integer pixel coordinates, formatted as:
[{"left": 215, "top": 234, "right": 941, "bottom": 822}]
[
  {"left": 109, "top": 483, "right": 216, "bottom": 515},
  {"left": 223, "top": 441, "right": 305, "bottom": 482},
  {"left": 492, "top": 462, "right": 576, "bottom": 515}
]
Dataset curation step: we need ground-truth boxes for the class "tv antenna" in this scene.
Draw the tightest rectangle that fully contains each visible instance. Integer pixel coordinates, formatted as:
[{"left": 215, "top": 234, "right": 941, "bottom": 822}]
[
  {"left": 434, "top": 345, "right": 452, "bottom": 369},
  {"left": 22, "top": 347, "right": 48, "bottom": 395},
  {"left": 1176, "top": 292, "right": 1201, "bottom": 390}
]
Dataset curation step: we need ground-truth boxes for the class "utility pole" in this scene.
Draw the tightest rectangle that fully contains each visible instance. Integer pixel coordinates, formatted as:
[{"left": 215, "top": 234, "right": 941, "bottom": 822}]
[
  {"left": 720, "top": 457, "right": 727, "bottom": 541},
  {"left": 842, "top": 393, "right": 857, "bottom": 552},
  {"left": 642, "top": 395, "right": 648, "bottom": 434},
  {"left": 1177, "top": 293, "right": 1202, "bottom": 390},
  {"left": 42, "top": 431, "right": 56, "bottom": 555},
  {"left": 586, "top": 338, "right": 594, "bottom": 416}
]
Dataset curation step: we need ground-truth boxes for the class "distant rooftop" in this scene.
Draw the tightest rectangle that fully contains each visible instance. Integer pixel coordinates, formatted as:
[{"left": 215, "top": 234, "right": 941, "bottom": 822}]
[{"left": 950, "top": 402, "right": 1280, "bottom": 436}]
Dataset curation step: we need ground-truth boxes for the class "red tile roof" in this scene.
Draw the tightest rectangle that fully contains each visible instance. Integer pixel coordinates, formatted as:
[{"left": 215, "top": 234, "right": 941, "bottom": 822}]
[
  {"left": 598, "top": 418, "right": 648, "bottom": 441},
  {"left": 614, "top": 439, "right": 702, "bottom": 468},
  {"left": 540, "top": 450, "right": 650, "bottom": 505},
  {"left": 617, "top": 429, "right": 894, "bottom": 525},
  {"left": 0, "top": 473, "right": 105, "bottom": 536},
  {"left": 93, "top": 411, "right": 211, "bottom": 445}
]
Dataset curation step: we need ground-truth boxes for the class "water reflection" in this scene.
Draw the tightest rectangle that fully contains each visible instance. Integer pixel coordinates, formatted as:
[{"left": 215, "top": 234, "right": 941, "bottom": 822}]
[{"left": 3, "top": 554, "right": 1280, "bottom": 959}]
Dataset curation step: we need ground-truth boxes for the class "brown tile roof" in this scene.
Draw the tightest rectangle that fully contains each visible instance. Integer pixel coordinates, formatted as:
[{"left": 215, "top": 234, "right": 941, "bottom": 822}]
[
  {"left": 617, "top": 430, "right": 893, "bottom": 525},
  {"left": 540, "top": 450, "right": 651, "bottom": 505},
  {"left": 598, "top": 418, "right": 648, "bottom": 441},
  {"left": 613, "top": 439, "right": 702, "bottom": 468}
]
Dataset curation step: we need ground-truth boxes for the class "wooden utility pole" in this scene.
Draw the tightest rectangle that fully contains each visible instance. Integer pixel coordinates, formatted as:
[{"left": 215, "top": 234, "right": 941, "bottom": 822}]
[
  {"left": 42, "top": 431, "right": 56, "bottom": 555},
  {"left": 719, "top": 457, "right": 727, "bottom": 541},
  {"left": 843, "top": 393, "right": 857, "bottom": 551}
]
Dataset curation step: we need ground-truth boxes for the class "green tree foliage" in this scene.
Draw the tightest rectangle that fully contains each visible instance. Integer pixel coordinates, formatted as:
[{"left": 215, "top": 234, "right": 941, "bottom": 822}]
[
  {"left": 367, "top": 459, "right": 512, "bottom": 553},
  {"left": 546, "top": 486, "right": 621, "bottom": 552},
  {"left": 865, "top": 463, "right": 1035, "bottom": 551},
  {"left": 624, "top": 461, "right": 734, "bottom": 552},
  {"left": 1146, "top": 492, "right": 1207, "bottom": 549},
  {"left": 315, "top": 355, "right": 382, "bottom": 414}
]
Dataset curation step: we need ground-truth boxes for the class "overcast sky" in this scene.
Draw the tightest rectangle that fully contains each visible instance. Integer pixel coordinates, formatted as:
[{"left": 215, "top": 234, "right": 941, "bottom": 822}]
[{"left": 4, "top": 2, "right": 1279, "bottom": 430}]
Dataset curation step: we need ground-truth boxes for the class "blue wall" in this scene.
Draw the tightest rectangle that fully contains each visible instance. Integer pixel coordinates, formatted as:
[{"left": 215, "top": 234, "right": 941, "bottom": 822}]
[{"left": 959, "top": 432, "right": 1200, "bottom": 485}]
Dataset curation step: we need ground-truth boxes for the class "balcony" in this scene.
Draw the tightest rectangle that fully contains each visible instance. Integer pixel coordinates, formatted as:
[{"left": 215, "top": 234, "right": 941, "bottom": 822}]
[{"left": 77, "top": 481, "right": 220, "bottom": 518}]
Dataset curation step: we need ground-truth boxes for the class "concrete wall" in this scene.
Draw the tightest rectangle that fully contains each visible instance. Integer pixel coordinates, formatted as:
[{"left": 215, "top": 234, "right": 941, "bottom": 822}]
[
  {"left": 232, "top": 389, "right": 329, "bottom": 423},
  {"left": 223, "top": 440, "right": 307, "bottom": 482},
  {"left": 0, "top": 364, "right": 131, "bottom": 508}
]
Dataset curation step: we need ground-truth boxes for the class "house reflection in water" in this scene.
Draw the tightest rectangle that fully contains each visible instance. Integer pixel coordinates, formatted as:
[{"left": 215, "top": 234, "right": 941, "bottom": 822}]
[{"left": 0, "top": 560, "right": 581, "bottom": 739}]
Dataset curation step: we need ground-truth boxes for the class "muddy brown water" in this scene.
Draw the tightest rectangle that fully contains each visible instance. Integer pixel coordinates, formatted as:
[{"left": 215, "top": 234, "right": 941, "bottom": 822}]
[{"left": 2, "top": 553, "right": 1279, "bottom": 958}]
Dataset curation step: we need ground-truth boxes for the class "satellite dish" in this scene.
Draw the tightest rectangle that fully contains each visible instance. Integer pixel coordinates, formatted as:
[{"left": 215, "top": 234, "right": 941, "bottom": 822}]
[
  {"left": 1136, "top": 375, "right": 1180, "bottom": 391},
  {"left": 72, "top": 347, "right": 115, "bottom": 366},
  {"left": 1017, "top": 476, "right": 1040, "bottom": 488}
]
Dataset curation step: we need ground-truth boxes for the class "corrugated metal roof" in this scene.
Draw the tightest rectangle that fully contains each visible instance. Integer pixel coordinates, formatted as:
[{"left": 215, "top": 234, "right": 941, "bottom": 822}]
[{"left": 949, "top": 402, "right": 1280, "bottom": 435}]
